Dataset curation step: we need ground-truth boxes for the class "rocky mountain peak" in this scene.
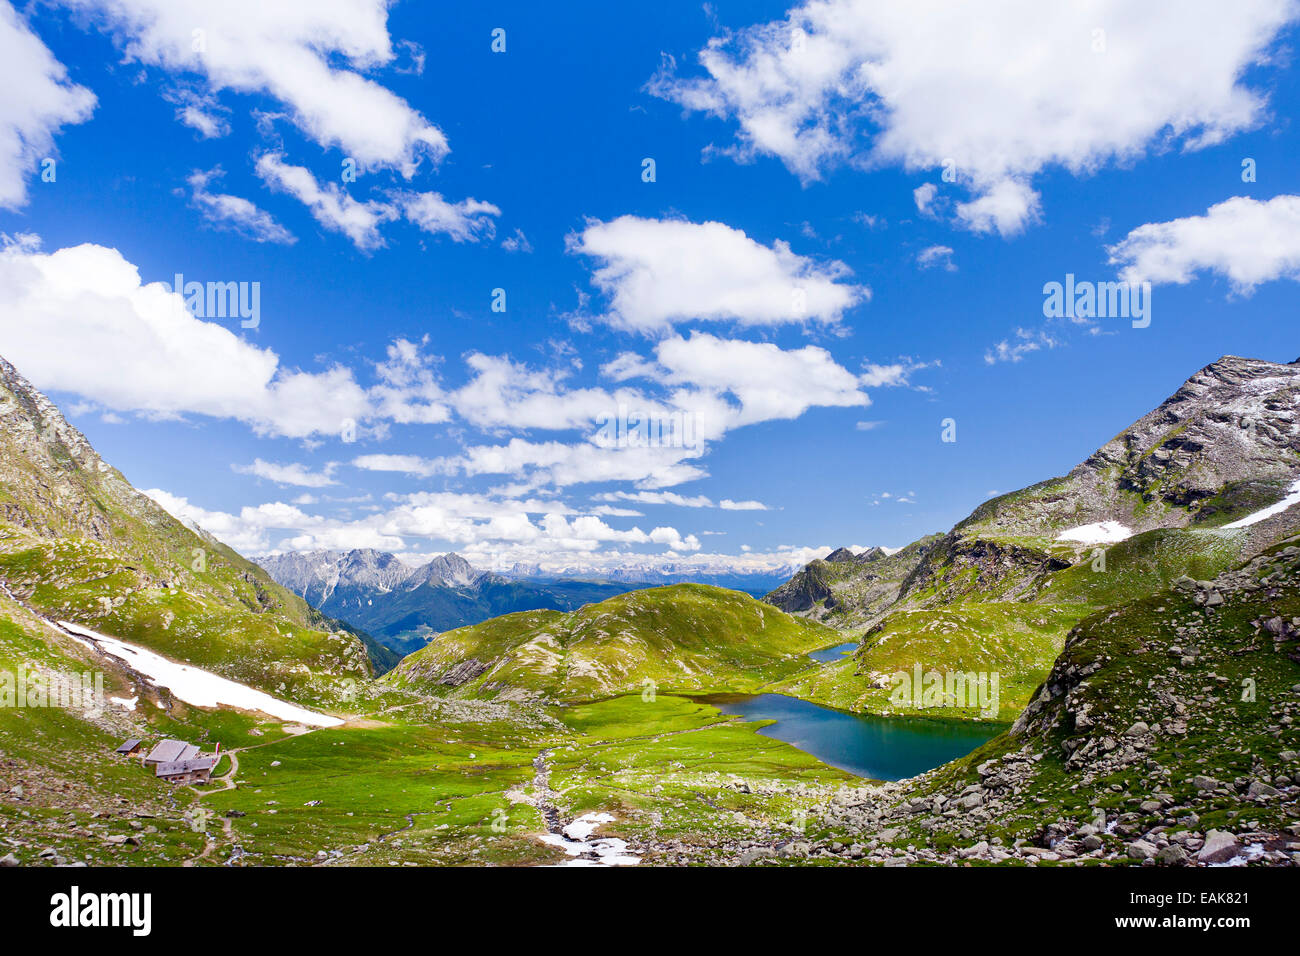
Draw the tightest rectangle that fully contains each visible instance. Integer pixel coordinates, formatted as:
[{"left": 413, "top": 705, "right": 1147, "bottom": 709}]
[
  {"left": 259, "top": 547, "right": 490, "bottom": 603},
  {"left": 0, "top": 352, "right": 169, "bottom": 543},
  {"left": 407, "top": 552, "right": 486, "bottom": 589},
  {"left": 1076, "top": 354, "right": 1300, "bottom": 510}
]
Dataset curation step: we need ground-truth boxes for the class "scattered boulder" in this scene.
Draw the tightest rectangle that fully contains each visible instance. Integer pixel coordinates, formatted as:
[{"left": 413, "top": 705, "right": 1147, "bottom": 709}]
[
  {"left": 1198, "top": 829, "right": 1242, "bottom": 864},
  {"left": 1126, "top": 840, "right": 1157, "bottom": 861}
]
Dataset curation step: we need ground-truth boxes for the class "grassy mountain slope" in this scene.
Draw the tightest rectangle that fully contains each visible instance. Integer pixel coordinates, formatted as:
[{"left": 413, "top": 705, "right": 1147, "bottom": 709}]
[
  {"left": 771, "top": 602, "right": 1090, "bottom": 721},
  {"left": 799, "top": 536, "right": 1300, "bottom": 865},
  {"left": 763, "top": 356, "right": 1300, "bottom": 726},
  {"left": 0, "top": 355, "right": 376, "bottom": 699},
  {"left": 386, "top": 583, "right": 839, "bottom": 702}
]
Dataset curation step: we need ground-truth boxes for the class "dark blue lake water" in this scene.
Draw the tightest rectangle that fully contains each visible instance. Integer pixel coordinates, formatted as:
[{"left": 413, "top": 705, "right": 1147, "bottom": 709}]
[
  {"left": 807, "top": 641, "right": 857, "bottom": 663},
  {"left": 706, "top": 693, "right": 1002, "bottom": 781}
]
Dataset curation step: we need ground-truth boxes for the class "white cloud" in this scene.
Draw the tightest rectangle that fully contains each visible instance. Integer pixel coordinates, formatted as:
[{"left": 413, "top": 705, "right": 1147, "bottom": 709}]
[
  {"left": 147, "top": 486, "right": 703, "bottom": 557},
  {"left": 255, "top": 153, "right": 395, "bottom": 251},
  {"left": 352, "top": 454, "right": 449, "bottom": 479},
  {"left": 719, "top": 499, "right": 768, "bottom": 511},
  {"left": 859, "top": 357, "right": 937, "bottom": 389},
  {"left": 597, "top": 490, "right": 714, "bottom": 508},
  {"left": 0, "top": 238, "right": 445, "bottom": 438},
  {"left": 165, "top": 88, "right": 229, "bottom": 138},
  {"left": 984, "top": 328, "right": 1059, "bottom": 365},
  {"left": 501, "top": 228, "right": 533, "bottom": 253},
  {"left": 954, "top": 180, "right": 1042, "bottom": 237},
  {"left": 913, "top": 183, "right": 937, "bottom": 215},
  {"left": 1108, "top": 194, "right": 1300, "bottom": 291},
  {"left": 568, "top": 215, "right": 865, "bottom": 332},
  {"left": 369, "top": 337, "right": 450, "bottom": 426},
  {"left": 651, "top": 332, "right": 868, "bottom": 427},
  {"left": 148, "top": 487, "right": 858, "bottom": 578},
  {"left": 916, "top": 245, "right": 955, "bottom": 271},
  {"left": 445, "top": 439, "right": 710, "bottom": 491},
  {"left": 188, "top": 168, "right": 294, "bottom": 244},
  {"left": 254, "top": 155, "right": 503, "bottom": 251},
  {"left": 595, "top": 490, "right": 768, "bottom": 511},
  {"left": 59, "top": 0, "right": 447, "bottom": 173},
  {"left": 0, "top": 2, "right": 96, "bottom": 209},
  {"left": 451, "top": 353, "right": 651, "bottom": 433},
  {"left": 233, "top": 459, "right": 337, "bottom": 488},
  {"left": 651, "top": 0, "right": 1296, "bottom": 235},
  {"left": 397, "top": 191, "right": 500, "bottom": 243}
]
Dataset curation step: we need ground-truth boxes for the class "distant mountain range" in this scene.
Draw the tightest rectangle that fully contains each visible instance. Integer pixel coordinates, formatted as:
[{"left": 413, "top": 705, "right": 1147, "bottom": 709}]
[
  {"left": 257, "top": 549, "right": 641, "bottom": 656},
  {"left": 504, "top": 562, "right": 796, "bottom": 596}
]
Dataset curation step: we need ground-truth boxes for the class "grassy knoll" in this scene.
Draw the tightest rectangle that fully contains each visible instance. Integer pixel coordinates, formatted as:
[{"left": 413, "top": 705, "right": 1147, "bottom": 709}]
[
  {"left": 768, "top": 602, "right": 1090, "bottom": 722},
  {"left": 387, "top": 583, "right": 839, "bottom": 702}
]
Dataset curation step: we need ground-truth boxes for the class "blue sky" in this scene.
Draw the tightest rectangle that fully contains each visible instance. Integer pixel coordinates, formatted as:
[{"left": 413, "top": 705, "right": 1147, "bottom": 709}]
[{"left": 2, "top": 0, "right": 1299, "bottom": 574}]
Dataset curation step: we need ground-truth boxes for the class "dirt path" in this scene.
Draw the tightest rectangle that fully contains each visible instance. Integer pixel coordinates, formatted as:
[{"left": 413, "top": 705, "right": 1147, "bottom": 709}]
[{"left": 181, "top": 751, "right": 241, "bottom": 866}]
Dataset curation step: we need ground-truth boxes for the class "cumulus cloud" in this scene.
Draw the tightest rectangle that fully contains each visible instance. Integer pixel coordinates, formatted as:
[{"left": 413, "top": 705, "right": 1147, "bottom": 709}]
[
  {"left": 650, "top": 0, "right": 1296, "bottom": 235},
  {"left": 188, "top": 168, "right": 294, "bottom": 244},
  {"left": 57, "top": 0, "right": 447, "bottom": 173},
  {"left": 651, "top": 332, "right": 868, "bottom": 427},
  {"left": 1108, "top": 194, "right": 1300, "bottom": 292},
  {"left": 439, "top": 439, "right": 710, "bottom": 491},
  {"left": 450, "top": 352, "right": 657, "bottom": 433},
  {"left": 954, "top": 180, "right": 1042, "bottom": 237},
  {"left": 0, "top": 2, "right": 97, "bottom": 209},
  {"left": 568, "top": 215, "right": 865, "bottom": 332},
  {"left": 0, "top": 238, "right": 446, "bottom": 437},
  {"left": 147, "top": 486, "right": 702, "bottom": 557}
]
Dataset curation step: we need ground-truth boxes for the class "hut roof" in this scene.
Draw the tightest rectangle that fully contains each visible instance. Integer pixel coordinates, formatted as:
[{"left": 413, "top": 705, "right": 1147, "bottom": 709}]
[
  {"left": 155, "top": 756, "right": 218, "bottom": 778},
  {"left": 144, "top": 739, "right": 198, "bottom": 764}
]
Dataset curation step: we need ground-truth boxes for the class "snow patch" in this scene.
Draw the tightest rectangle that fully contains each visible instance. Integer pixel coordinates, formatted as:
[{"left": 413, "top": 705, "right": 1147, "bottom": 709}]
[
  {"left": 1057, "top": 521, "right": 1133, "bottom": 544},
  {"left": 58, "top": 621, "right": 343, "bottom": 727},
  {"left": 1221, "top": 477, "right": 1300, "bottom": 529},
  {"left": 539, "top": 812, "right": 641, "bottom": 867}
]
